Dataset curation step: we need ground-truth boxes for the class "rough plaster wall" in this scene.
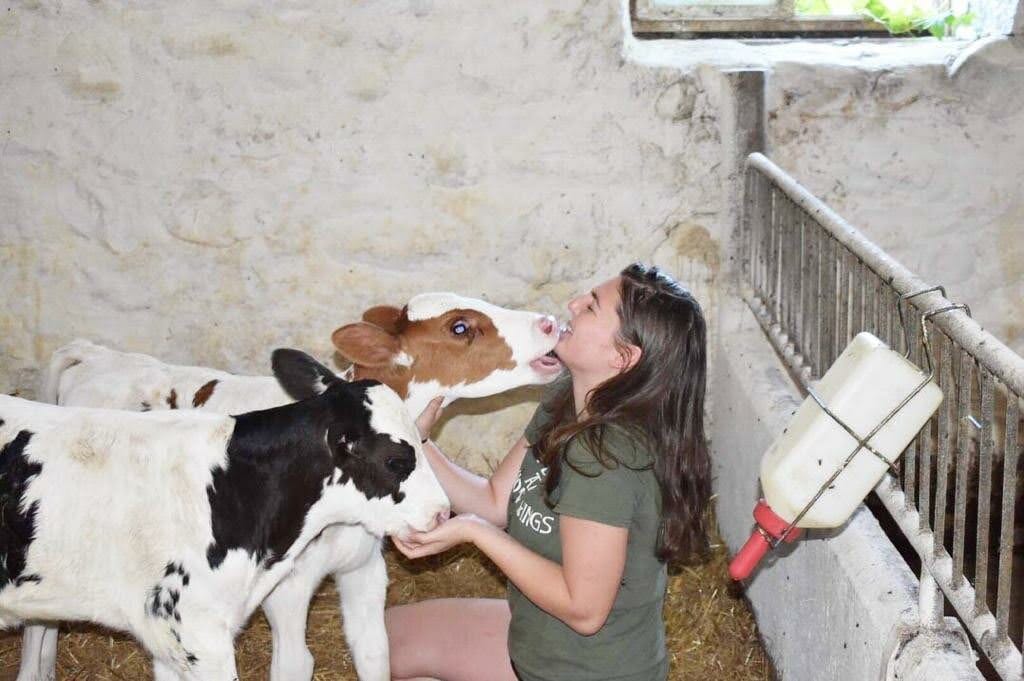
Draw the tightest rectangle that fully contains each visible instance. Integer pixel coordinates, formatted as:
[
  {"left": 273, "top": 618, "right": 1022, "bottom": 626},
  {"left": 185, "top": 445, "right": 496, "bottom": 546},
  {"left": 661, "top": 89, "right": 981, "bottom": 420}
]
[
  {"left": 767, "top": 38, "right": 1024, "bottom": 357},
  {"left": 0, "top": 0, "right": 728, "bottom": 470},
  {"left": 974, "top": 0, "right": 1021, "bottom": 37}
]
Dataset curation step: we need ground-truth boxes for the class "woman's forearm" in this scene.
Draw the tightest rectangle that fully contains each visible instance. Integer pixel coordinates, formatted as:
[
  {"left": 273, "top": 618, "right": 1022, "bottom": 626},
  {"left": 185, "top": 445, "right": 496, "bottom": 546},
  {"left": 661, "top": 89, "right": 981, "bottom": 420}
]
[{"left": 422, "top": 441, "right": 507, "bottom": 525}]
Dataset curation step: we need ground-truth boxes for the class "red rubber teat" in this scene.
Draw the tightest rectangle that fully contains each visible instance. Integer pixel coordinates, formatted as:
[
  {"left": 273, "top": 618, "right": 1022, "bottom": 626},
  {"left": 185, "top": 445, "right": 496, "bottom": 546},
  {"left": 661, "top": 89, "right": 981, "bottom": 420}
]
[{"left": 728, "top": 499, "right": 802, "bottom": 581}]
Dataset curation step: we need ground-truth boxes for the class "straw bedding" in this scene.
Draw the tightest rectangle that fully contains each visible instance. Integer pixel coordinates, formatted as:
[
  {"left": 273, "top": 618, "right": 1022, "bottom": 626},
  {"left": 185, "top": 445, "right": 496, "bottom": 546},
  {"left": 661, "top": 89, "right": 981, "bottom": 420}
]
[{"left": 0, "top": 531, "right": 772, "bottom": 680}]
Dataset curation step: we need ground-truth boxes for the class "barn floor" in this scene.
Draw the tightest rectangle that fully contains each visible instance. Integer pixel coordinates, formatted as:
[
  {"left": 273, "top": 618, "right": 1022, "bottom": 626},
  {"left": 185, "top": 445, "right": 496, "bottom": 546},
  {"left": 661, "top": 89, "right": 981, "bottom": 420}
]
[{"left": 0, "top": 534, "right": 773, "bottom": 680}]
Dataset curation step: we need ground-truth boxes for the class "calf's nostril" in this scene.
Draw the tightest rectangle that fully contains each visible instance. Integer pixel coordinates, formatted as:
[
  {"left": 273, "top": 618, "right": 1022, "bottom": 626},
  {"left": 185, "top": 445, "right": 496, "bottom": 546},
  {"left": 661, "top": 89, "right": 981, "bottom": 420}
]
[{"left": 538, "top": 316, "right": 556, "bottom": 335}]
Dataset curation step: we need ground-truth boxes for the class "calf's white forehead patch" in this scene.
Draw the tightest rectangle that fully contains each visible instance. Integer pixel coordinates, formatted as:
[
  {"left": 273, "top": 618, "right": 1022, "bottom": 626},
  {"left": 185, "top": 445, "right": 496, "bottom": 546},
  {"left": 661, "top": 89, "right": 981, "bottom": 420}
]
[
  {"left": 364, "top": 384, "right": 419, "bottom": 447},
  {"left": 406, "top": 293, "right": 508, "bottom": 322}
]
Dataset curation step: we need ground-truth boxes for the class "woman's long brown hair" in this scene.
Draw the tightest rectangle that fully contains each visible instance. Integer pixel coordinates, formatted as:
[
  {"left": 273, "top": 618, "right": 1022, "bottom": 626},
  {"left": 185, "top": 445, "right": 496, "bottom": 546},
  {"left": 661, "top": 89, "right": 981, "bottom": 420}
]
[{"left": 536, "top": 263, "right": 711, "bottom": 563}]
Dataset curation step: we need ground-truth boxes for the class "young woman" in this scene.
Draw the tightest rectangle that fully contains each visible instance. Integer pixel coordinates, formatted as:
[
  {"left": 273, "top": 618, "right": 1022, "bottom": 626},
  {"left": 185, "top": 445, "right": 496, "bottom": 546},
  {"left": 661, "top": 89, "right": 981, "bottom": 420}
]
[{"left": 388, "top": 263, "right": 711, "bottom": 681}]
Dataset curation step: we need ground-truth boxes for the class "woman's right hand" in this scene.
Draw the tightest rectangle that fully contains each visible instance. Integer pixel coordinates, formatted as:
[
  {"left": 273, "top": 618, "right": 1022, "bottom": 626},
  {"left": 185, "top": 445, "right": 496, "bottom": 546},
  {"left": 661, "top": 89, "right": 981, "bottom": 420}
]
[{"left": 415, "top": 396, "right": 445, "bottom": 442}]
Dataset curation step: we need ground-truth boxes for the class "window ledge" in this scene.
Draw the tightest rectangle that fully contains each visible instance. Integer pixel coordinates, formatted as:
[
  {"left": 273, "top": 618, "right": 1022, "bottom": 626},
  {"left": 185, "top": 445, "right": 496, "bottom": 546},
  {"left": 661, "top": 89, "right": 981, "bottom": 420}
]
[
  {"left": 618, "top": 0, "right": 983, "bottom": 74},
  {"left": 623, "top": 32, "right": 976, "bottom": 71}
]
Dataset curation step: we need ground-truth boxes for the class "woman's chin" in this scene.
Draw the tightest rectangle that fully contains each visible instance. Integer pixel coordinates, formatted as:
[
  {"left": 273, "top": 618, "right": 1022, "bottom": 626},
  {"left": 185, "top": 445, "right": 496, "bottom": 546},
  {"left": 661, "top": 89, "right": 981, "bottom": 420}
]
[{"left": 529, "top": 355, "right": 564, "bottom": 379}]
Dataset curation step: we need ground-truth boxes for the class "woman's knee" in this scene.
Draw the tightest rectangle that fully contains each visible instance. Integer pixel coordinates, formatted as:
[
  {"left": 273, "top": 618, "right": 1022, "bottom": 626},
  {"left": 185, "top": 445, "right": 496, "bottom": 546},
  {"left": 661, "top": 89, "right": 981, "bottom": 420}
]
[{"left": 385, "top": 598, "right": 514, "bottom": 681}]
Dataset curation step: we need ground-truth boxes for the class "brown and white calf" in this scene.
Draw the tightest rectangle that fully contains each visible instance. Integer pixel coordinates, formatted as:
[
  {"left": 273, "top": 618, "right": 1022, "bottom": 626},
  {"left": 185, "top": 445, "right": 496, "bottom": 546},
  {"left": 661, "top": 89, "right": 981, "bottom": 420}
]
[
  {"left": 44, "top": 292, "right": 561, "bottom": 420},
  {"left": 19, "top": 292, "right": 563, "bottom": 681}
]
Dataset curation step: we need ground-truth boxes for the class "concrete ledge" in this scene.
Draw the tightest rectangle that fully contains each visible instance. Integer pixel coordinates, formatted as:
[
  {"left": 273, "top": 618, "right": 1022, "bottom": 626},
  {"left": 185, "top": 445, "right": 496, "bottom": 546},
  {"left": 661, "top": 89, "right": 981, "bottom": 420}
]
[
  {"left": 709, "top": 292, "right": 982, "bottom": 680},
  {"left": 625, "top": 35, "right": 971, "bottom": 73}
]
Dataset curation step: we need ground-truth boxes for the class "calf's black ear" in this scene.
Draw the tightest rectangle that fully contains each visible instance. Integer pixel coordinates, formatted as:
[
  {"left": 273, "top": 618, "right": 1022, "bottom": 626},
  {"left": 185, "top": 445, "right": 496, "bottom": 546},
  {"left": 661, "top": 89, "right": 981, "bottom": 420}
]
[{"left": 271, "top": 348, "right": 342, "bottom": 401}]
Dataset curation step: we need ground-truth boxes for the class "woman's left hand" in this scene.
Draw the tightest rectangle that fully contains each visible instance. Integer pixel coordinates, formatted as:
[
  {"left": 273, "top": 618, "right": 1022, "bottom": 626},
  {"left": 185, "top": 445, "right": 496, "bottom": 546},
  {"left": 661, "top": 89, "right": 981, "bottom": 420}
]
[{"left": 392, "top": 514, "right": 490, "bottom": 559}]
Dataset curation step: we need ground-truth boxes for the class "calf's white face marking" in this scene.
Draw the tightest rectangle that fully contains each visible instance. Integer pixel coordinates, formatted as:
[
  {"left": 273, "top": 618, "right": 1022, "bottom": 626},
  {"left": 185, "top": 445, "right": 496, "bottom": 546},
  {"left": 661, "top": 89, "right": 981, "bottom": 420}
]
[{"left": 356, "top": 384, "right": 448, "bottom": 537}]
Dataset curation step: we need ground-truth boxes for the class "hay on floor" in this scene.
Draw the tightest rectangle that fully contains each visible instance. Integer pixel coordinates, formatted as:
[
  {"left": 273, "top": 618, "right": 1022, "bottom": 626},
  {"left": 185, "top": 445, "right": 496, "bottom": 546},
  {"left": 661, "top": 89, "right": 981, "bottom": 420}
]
[{"left": 0, "top": 534, "right": 772, "bottom": 680}]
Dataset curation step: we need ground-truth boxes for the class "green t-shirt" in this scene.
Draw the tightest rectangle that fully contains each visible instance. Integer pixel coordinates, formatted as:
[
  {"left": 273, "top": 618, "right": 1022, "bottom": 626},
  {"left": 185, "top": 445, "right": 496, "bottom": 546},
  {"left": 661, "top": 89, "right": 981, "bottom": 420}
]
[{"left": 506, "top": 385, "right": 669, "bottom": 681}]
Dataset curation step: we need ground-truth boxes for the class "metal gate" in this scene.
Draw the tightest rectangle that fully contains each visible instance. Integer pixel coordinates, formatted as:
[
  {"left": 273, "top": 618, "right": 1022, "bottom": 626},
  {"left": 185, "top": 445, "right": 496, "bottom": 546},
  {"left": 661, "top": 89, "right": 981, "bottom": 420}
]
[{"left": 741, "top": 152, "right": 1024, "bottom": 680}]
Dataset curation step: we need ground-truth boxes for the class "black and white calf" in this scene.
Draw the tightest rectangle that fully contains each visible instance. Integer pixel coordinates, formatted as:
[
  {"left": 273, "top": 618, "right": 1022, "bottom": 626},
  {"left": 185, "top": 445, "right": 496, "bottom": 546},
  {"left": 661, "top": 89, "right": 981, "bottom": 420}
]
[
  {"left": 0, "top": 354, "right": 448, "bottom": 681},
  {"left": 20, "top": 292, "right": 563, "bottom": 681}
]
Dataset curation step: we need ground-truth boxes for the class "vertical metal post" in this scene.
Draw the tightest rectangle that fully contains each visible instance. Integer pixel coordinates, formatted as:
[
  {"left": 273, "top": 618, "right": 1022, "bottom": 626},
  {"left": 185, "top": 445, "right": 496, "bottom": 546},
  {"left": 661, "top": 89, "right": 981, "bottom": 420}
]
[
  {"left": 919, "top": 564, "right": 945, "bottom": 629},
  {"left": 934, "top": 333, "right": 953, "bottom": 557},
  {"left": 905, "top": 297, "right": 920, "bottom": 510},
  {"left": 952, "top": 348, "right": 973, "bottom": 586},
  {"left": 837, "top": 248, "right": 850, "bottom": 358},
  {"left": 783, "top": 198, "right": 793, "bottom": 347},
  {"left": 756, "top": 175, "right": 769, "bottom": 301},
  {"left": 850, "top": 256, "right": 863, "bottom": 338},
  {"left": 974, "top": 369, "right": 994, "bottom": 615},
  {"left": 807, "top": 219, "right": 821, "bottom": 376},
  {"left": 920, "top": 389, "right": 935, "bottom": 533},
  {"left": 821, "top": 235, "right": 836, "bottom": 372},
  {"left": 796, "top": 208, "right": 807, "bottom": 364},
  {"left": 996, "top": 394, "right": 1019, "bottom": 638},
  {"left": 768, "top": 188, "right": 779, "bottom": 323}
]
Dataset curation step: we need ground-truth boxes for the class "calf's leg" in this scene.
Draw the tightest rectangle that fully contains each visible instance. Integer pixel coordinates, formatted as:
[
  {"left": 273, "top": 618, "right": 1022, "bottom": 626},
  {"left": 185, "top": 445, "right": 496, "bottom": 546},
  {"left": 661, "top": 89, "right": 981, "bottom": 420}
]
[
  {"left": 336, "top": 541, "right": 389, "bottom": 681},
  {"left": 153, "top": 658, "right": 184, "bottom": 681},
  {"left": 16, "top": 624, "right": 58, "bottom": 681},
  {"left": 262, "top": 565, "right": 323, "bottom": 681}
]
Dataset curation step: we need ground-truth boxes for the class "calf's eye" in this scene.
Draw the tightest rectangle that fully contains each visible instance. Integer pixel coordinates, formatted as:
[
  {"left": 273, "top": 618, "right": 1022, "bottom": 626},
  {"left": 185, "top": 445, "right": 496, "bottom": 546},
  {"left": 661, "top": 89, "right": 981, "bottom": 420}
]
[
  {"left": 385, "top": 456, "right": 415, "bottom": 476},
  {"left": 451, "top": 320, "right": 469, "bottom": 336}
]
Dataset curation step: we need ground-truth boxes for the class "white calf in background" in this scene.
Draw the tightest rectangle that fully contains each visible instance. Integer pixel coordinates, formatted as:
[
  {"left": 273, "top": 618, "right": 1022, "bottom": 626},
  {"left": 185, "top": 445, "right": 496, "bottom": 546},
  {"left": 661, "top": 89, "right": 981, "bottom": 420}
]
[
  {"left": 0, "top": 354, "right": 448, "bottom": 681},
  {"left": 20, "top": 292, "right": 563, "bottom": 681}
]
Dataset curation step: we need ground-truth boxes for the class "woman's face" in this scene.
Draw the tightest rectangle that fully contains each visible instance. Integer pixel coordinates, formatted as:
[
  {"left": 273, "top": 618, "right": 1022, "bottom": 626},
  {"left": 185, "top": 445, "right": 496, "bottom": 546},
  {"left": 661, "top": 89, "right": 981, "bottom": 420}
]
[{"left": 555, "top": 276, "right": 635, "bottom": 378}]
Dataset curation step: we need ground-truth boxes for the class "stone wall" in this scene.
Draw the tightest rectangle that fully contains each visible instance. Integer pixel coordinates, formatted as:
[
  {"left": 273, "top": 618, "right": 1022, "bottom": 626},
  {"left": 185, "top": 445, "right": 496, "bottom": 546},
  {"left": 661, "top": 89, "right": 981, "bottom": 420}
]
[
  {"left": 0, "top": 0, "right": 728, "bottom": 469},
  {"left": 1, "top": 1, "right": 1021, "bottom": 470},
  {"left": 766, "top": 38, "right": 1024, "bottom": 355}
]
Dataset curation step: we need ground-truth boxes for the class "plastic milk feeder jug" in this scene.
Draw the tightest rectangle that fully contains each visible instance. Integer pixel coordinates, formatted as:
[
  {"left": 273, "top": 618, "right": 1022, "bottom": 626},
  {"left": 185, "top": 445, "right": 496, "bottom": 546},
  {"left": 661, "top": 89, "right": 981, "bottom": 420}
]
[{"left": 729, "top": 331, "right": 943, "bottom": 580}]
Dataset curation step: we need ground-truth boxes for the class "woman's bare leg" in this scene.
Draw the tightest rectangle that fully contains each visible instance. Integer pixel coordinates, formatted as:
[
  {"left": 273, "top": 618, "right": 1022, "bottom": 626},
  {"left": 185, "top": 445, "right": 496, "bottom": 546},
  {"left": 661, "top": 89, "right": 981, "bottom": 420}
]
[{"left": 385, "top": 598, "right": 518, "bottom": 681}]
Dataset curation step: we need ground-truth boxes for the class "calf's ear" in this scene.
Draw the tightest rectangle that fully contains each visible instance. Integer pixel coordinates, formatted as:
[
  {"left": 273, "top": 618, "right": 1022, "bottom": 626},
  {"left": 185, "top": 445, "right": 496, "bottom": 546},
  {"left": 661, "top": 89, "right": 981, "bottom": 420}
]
[
  {"left": 331, "top": 323, "right": 402, "bottom": 368},
  {"left": 271, "top": 348, "right": 342, "bottom": 401},
  {"left": 326, "top": 421, "right": 361, "bottom": 459},
  {"left": 361, "top": 305, "right": 406, "bottom": 334}
]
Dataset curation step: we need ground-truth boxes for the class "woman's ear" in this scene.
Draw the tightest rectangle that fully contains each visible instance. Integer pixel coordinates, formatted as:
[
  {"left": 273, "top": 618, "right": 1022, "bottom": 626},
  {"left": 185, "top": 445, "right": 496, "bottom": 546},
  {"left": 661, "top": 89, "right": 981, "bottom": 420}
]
[{"left": 614, "top": 343, "right": 642, "bottom": 372}]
